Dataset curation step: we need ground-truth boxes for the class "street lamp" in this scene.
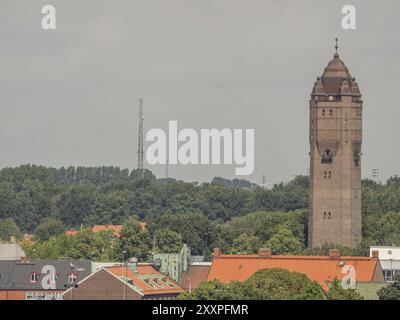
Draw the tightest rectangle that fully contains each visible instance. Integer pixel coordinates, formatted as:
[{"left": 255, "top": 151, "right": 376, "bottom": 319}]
[{"left": 122, "top": 250, "right": 127, "bottom": 300}]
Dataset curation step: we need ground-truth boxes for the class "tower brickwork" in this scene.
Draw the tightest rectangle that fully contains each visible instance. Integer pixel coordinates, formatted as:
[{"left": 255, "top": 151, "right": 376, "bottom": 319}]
[{"left": 308, "top": 43, "right": 363, "bottom": 248}]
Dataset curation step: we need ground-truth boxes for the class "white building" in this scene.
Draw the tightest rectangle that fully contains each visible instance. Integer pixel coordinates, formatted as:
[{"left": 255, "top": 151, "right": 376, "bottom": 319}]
[
  {"left": 370, "top": 246, "right": 400, "bottom": 282},
  {"left": 0, "top": 243, "right": 26, "bottom": 260}
]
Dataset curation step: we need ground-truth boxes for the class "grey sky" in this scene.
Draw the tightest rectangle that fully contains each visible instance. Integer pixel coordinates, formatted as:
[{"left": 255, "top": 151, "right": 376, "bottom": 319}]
[{"left": 0, "top": 0, "right": 399, "bottom": 184}]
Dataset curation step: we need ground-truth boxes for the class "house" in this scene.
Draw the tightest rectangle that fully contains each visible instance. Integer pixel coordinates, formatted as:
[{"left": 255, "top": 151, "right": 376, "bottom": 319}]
[
  {"left": 207, "top": 248, "right": 385, "bottom": 291},
  {"left": 0, "top": 259, "right": 91, "bottom": 300},
  {"left": 0, "top": 244, "right": 26, "bottom": 261},
  {"left": 63, "top": 262, "right": 184, "bottom": 300},
  {"left": 180, "top": 262, "right": 211, "bottom": 292},
  {"left": 370, "top": 246, "right": 400, "bottom": 282}
]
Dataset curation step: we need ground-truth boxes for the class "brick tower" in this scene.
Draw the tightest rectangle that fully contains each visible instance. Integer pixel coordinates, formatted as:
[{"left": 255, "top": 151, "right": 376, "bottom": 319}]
[{"left": 308, "top": 40, "right": 363, "bottom": 248}]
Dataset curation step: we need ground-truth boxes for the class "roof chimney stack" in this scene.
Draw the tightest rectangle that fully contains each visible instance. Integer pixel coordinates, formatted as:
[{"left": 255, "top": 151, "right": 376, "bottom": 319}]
[
  {"left": 259, "top": 248, "right": 272, "bottom": 258},
  {"left": 328, "top": 249, "right": 341, "bottom": 259},
  {"left": 371, "top": 250, "right": 379, "bottom": 259},
  {"left": 213, "top": 248, "right": 221, "bottom": 259}
]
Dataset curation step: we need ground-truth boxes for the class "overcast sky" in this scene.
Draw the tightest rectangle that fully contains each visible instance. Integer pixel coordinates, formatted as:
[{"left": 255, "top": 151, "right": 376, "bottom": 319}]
[{"left": 0, "top": 0, "right": 399, "bottom": 184}]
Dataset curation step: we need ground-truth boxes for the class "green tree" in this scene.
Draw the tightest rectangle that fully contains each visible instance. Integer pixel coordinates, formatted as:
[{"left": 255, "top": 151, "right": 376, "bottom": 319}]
[
  {"left": 326, "top": 278, "right": 364, "bottom": 300},
  {"left": 155, "top": 229, "right": 182, "bottom": 253},
  {"left": 0, "top": 218, "right": 21, "bottom": 241},
  {"left": 230, "top": 233, "right": 263, "bottom": 254},
  {"left": 378, "top": 274, "right": 400, "bottom": 300},
  {"left": 266, "top": 228, "right": 304, "bottom": 255},
  {"left": 178, "top": 280, "right": 246, "bottom": 300},
  {"left": 242, "top": 268, "right": 325, "bottom": 300},
  {"left": 116, "top": 217, "right": 151, "bottom": 261},
  {"left": 35, "top": 218, "right": 65, "bottom": 241},
  {"left": 180, "top": 269, "right": 326, "bottom": 300}
]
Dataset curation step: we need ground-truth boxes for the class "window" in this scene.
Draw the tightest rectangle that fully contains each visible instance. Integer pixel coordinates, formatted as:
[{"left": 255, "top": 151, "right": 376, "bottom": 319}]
[
  {"left": 30, "top": 272, "right": 40, "bottom": 284},
  {"left": 68, "top": 272, "right": 78, "bottom": 284},
  {"left": 322, "top": 109, "right": 326, "bottom": 116},
  {"left": 388, "top": 250, "right": 392, "bottom": 255},
  {"left": 329, "top": 109, "right": 333, "bottom": 116},
  {"left": 323, "top": 212, "right": 331, "bottom": 219},
  {"left": 328, "top": 171, "right": 332, "bottom": 178}
]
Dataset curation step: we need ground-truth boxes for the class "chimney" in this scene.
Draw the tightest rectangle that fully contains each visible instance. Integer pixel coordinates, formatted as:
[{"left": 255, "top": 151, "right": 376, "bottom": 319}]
[
  {"left": 259, "top": 248, "right": 272, "bottom": 258},
  {"left": 128, "top": 257, "right": 138, "bottom": 272},
  {"left": 329, "top": 249, "right": 341, "bottom": 259},
  {"left": 213, "top": 248, "right": 221, "bottom": 259},
  {"left": 371, "top": 250, "right": 379, "bottom": 259}
]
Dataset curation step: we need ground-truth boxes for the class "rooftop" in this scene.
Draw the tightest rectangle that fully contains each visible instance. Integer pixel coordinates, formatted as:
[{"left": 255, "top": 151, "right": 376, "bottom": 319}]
[
  {"left": 207, "top": 248, "right": 383, "bottom": 291},
  {"left": 106, "top": 264, "right": 184, "bottom": 296}
]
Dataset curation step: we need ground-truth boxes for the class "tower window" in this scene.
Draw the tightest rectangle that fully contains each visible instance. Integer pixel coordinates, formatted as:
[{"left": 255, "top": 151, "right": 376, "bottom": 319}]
[
  {"left": 323, "top": 212, "right": 327, "bottom": 219},
  {"left": 329, "top": 109, "right": 333, "bottom": 116},
  {"left": 322, "top": 109, "right": 326, "bottom": 116},
  {"left": 328, "top": 212, "right": 331, "bottom": 219},
  {"left": 328, "top": 171, "right": 332, "bottom": 178},
  {"left": 321, "top": 149, "right": 333, "bottom": 164}
]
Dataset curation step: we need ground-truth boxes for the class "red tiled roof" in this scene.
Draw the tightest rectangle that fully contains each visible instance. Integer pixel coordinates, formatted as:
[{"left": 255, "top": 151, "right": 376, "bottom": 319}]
[
  {"left": 92, "top": 225, "right": 123, "bottom": 237},
  {"left": 106, "top": 264, "right": 184, "bottom": 296},
  {"left": 65, "top": 230, "right": 78, "bottom": 236},
  {"left": 180, "top": 265, "right": 211, "bottom": 291},
  {"left": 207, "top": 252, "right": 381, "bottom": 291}
]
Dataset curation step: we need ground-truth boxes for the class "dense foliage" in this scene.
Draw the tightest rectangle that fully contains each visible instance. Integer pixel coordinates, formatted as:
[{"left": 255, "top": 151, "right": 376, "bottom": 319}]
[
  {"left": 378, "top": 274, "right": 400, "bottom": 300},
  {"left": 1, "top": 165, "right": 400, "bottom": 260}
]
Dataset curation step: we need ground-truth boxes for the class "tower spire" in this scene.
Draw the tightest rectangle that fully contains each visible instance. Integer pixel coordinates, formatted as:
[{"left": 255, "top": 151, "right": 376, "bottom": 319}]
[{"left": 334, "top": 38, "right": 339, "bottom": 58}]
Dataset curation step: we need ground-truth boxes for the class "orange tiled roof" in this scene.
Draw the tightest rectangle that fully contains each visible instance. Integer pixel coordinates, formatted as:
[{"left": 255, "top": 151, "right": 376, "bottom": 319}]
[
  {"left": 106, "top": 264, "right": 184, "bottom": 296},
  {"left": 92, "top": 225, "right": 123, "bottom": 237},
  {"left": 65, "top": 230, "right": 78, "bottom": 236},
  {"left": 207, "top": 251, "right": 381, "bottom": 291}
]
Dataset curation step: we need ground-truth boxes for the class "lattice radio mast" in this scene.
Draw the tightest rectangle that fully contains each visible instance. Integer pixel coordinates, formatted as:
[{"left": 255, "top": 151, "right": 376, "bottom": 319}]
[{"left": 137, "top": 97, "right": 145, "bottom": 177}]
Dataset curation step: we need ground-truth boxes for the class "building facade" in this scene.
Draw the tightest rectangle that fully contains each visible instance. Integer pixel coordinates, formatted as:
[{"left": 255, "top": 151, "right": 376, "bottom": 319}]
[
  {"left": 308, "top": 44, "right": 363, "bottom": 248},
  {"left": 0, "top": 259, "right": 91, "bottom": 300},
  {"left": 370, "top": 246, "right": 400, "bottom": 282},
  {"left": 63, "top": 263, "right": 184, "bottom": 300}
]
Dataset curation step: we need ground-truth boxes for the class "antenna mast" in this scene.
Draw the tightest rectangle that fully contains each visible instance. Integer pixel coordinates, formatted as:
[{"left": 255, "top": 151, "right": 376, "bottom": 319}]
[{"left": 137, "top": 97, "right": 144, "bottom": 178}]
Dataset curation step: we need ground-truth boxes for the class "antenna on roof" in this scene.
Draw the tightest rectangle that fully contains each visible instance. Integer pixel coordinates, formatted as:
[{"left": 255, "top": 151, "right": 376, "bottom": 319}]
[{"left": 137, "top": 97, "right": 145, "bottom": 179}]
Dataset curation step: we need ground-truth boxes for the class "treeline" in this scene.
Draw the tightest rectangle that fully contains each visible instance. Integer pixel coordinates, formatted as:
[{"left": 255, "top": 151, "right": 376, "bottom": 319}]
[
  {"left": 1, "top": 165, "right": 400, "bottom": 259},
  {"left": 0, "top": 165, "right": 308, "bottom": 232}
]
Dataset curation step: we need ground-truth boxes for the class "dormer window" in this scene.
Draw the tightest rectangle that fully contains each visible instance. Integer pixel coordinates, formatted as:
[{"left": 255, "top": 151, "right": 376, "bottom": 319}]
[
  {"left": 30, "top": 272, "right": 40, "bottom": 284},
  {"left": 68, "top": 272, "right": 78, "bottom": 284}
]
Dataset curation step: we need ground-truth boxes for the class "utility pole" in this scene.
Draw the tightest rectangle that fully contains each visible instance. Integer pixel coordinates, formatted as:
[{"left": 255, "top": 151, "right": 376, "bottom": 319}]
[{"left": 137, "top": 97, "right": 145, "bottom": 179}]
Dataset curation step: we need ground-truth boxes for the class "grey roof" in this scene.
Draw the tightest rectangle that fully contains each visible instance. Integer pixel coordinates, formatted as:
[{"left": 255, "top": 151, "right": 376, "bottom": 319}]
[
  {"left": 0, "top": 259, "right": 91, "bottom": 290},
  {"left": 190, "top": 255, "right": 205, "bottom": 263},
  {"left": 0, "top": 244, "right": 26, "bottom": 260}
]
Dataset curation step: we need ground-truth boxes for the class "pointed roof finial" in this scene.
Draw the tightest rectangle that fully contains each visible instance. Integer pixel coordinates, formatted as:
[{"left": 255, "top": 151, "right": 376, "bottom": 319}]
[{"left": 334, "top": 38, "right": 339, "bottom": 58}]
